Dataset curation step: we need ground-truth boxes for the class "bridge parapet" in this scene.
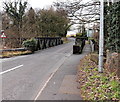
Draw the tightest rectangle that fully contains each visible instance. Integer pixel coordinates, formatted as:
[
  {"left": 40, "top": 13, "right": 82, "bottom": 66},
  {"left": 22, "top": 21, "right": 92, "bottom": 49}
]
[{"left": 35, "top": 37, "right": 63, "bottom": 51}]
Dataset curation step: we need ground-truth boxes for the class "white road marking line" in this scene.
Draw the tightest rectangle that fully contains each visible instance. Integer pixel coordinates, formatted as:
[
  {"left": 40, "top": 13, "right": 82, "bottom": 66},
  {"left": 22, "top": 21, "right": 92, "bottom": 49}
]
[
  {"left": 34, "top": 52, "right": 72, "bottom": 101},
  {"left": 34, "top": 60, "right": 63, "bottom": 101},
  {"left": 34, "top": 69, "right": 57, "bottom": 101},
  {"left": 0, "top": 65, "right": 23, "bottom": 75}
]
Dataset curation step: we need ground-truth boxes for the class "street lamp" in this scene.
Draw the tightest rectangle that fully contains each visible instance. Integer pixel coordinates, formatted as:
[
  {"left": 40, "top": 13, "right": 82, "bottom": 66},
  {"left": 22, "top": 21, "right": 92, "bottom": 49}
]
[{"left": 98, "top": 0, "right": 104, "bottom": 73}]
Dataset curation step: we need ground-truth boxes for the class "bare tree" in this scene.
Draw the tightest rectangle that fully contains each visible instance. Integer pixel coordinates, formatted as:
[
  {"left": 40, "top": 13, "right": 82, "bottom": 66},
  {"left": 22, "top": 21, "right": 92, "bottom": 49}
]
[
  {"left": 54, "top": 0, "right": 100, "bottom": 24},
  {"left": 3, "top": 0, "right": 28, "bottom": 46}
]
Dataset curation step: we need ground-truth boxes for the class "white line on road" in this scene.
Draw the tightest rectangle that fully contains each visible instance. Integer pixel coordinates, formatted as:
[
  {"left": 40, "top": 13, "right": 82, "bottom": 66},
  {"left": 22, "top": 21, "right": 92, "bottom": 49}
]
[
  {"left": 0, "top": 64, "right": 23, "bottom": 75},
  {"left": 34, "top": 68, "right": 57, "bottom": 101},
  {"left": 34, "top": 52, "right": 72, "bottom": 101}
]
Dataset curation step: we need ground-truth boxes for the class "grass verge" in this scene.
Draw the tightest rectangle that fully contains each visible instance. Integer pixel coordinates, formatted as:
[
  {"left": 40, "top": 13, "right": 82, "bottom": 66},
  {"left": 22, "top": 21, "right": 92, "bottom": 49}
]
[
  {"left": 0, "top": 50, "right": 32, "bottom": 58},
  {"left": 77, "top": 54, "right": 120, "bottom": 100}
]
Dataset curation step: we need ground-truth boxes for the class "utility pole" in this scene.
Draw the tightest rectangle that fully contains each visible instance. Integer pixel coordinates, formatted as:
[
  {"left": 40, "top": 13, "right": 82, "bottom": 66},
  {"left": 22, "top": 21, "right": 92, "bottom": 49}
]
[{"left": 98, "top": 0, "right": 104, "bottom": 73}]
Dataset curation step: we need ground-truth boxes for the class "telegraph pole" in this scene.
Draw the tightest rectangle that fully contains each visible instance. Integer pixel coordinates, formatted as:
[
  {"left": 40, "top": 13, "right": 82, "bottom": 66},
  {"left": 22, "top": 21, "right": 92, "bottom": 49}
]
[{"left": 98, "top": 0, "right": 104, "bottom": 73}]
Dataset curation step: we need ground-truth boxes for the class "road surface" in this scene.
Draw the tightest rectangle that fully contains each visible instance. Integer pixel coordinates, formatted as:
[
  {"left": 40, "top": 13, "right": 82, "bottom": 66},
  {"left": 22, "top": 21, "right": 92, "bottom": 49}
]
[{"left": 1, "top": 39, "right": 90, "bottom": 100}]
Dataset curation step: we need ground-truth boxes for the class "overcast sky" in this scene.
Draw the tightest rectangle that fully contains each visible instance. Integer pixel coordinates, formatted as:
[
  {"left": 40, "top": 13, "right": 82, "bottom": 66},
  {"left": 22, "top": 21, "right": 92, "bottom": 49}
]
[
  {"left": 0, "top": 0, "right": 90, "bottom": 11},
  {"left": 29, "top": 0, "right": 88, "bottom": 9},
  {"left": 29, "top": 0, "right": 58, "bottom": 9},
  {"left": 0, "top": 0, "right": 65, "bottom": 10}
]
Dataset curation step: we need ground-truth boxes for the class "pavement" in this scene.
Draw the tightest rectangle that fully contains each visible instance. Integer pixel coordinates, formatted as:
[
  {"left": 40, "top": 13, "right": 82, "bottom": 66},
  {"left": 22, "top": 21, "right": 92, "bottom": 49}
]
[{"left": 1, "top": 38, "right": 91, "bottom": 100}]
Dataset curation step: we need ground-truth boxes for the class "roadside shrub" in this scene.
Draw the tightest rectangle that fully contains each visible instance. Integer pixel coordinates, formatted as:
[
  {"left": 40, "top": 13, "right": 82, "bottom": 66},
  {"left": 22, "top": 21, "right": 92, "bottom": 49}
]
[{"left": 22, "top": 38, "right": 37, "bottom": 53}]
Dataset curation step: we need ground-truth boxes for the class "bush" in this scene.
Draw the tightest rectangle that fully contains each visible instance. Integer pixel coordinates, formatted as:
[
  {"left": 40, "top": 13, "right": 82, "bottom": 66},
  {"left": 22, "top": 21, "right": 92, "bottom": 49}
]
[{"left": 22, "top": 38, "right": 37, "bottom": 53}]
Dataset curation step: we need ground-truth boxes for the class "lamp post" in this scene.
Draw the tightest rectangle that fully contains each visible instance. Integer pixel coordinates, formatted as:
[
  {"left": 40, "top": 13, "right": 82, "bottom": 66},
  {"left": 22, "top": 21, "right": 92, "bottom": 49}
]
[{"left": 98, "top": 0, "right": 104, "bottom": 73}]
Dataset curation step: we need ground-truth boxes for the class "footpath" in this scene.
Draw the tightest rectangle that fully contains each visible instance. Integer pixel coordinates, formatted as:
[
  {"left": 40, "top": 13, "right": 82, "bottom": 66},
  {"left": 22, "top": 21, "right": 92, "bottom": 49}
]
[{"left": 36, "top": 44, "right": 91, "bottom": 100}]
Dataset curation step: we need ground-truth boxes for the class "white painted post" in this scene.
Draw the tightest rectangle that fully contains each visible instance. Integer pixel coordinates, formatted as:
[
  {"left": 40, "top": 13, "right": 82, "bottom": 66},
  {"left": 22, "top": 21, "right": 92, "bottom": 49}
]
[{"left": 98, "top": 0, "right": 104, "bottom": 72}]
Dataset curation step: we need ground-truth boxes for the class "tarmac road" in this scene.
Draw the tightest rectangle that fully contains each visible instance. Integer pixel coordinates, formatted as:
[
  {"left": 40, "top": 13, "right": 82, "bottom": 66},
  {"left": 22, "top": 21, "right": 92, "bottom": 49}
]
[{"left": 1, "top": 38, "right": 90, "bottom": 100}]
